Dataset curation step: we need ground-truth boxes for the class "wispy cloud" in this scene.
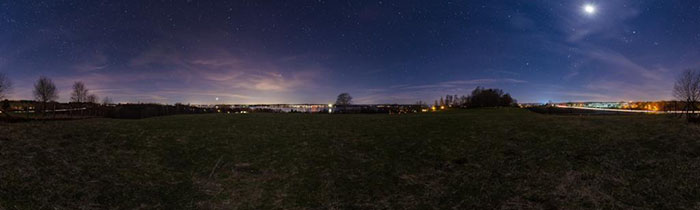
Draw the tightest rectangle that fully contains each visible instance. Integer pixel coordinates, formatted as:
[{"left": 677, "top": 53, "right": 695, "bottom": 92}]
[
  {"left": 129, "top": 45, "right": 323, "bottom": 93},
  {"left": 583, "top": 80, "right": 673, "bottom": 101},
  {"left": 72, "top": 51, "right": 109, "bottom": 72},
  {"left": 542, "top": 90, "right": 614, "bottom": 102},
  {"left": 561, "top": 2, "right": 642, "bottom": 42},
  {"left": 401, "top": 78, "right": 527, "bottom": 90},
  {"left": 9, "top": 43, "right": 328, "bottom": 103},
  {"left": 586, "top": 49, "right": 663, "bottom": 81},
  {"left": 350, "top": 78, "right": 527, "bottom": 104}
]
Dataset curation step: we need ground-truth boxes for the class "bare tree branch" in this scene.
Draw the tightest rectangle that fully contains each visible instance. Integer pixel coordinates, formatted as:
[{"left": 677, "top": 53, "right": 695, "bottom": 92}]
[
  {"left": 33, "top": 76, "right": 58, "bottom": 114},
  {"left": 71, "top": 81, "right": 89, "bottom": 103},
  {"left": 673, "top": 69, "right": 700, "bottom": 119},
  {"left": 0, "top": 73, "right": 11, "bottom": 100}
]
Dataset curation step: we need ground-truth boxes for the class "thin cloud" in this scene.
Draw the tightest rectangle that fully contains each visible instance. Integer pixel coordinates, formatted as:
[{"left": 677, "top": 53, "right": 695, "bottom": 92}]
[
  {"left": 560, "top": 1, "right": 642, "bottom": 42},
  {"left": 129, "top": 45, "right": 324, "bottom": 93},
  {"left": 543, "top": 91, "right": 614, "bottom": 102},
  {"left": 73, "top": 51, "right": 109, "bottom": 72},
  {"left": 402, "top": 78, "right": 527, "bottom": 90},
  {"left": 586, "top": 49, "right": 663, "bottom": 81},
  {"left": 348, "top": 78, "right": 527, "bottom": 104}
]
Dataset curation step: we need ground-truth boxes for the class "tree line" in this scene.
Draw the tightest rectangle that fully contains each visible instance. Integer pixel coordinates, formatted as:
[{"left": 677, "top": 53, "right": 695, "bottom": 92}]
[
  {"left": 422, "top": 86, "right": 517, "bottom": 109},
  {"left": 0, "top": 74, "right": 114, "bottom": 117},
  {"left": 3, "top": 69, "right": 700, "bottom": 119},
  {"left": 0, "top": 73, "right": 229, "bottom": 120}
]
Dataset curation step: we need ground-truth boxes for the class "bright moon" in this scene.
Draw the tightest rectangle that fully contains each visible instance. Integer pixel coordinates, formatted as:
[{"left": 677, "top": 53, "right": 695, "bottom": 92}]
[{"left": 583, "top": 4, "right": 596, "bottom": 14}]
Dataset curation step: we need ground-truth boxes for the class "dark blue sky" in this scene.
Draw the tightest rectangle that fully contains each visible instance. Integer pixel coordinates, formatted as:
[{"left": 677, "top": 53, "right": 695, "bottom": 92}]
[{"left": 2, "top": 0, "right": 700, "bottom": 104}]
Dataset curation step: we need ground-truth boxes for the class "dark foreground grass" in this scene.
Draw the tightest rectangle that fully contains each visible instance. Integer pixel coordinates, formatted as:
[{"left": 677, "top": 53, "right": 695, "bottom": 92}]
[{"left": 2, "top": 108, "right": 700, "bottom": 209}]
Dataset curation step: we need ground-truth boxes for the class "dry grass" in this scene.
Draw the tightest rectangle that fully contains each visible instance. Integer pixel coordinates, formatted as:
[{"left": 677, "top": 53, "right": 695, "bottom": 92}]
[{"left": 2, "top": 108, "right": 700, "bottom": 209}]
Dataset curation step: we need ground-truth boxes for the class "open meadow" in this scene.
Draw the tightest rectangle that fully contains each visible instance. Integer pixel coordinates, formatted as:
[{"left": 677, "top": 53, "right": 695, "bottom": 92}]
[{"left": 2, "top": 108, "right": 700, "bottom": 209}]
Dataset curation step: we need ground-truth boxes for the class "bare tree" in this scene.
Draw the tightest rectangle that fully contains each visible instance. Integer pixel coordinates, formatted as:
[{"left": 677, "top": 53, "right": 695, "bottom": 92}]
[
  {"left": 85, "top": 94, "right": 99, "bottom": 116},
  {"left": 33, "top": 76, "right": 58, "bottom": 114},
  {"left": 335, "top": 93, "right": 352, "bottom": 106},
  {"left": 70, "top": 81, "right": 89, "bottom": 103},
  {"left": 673, "top": 69, "right": 700, "bottom": 119},
  {"left": 102, "top": 96, "right": 113, "bottom": 105},
  {"left": 87, "top": 94, "right": 98, "bottom": 103},
  {"left": 0, "top": 72, "right": 11, "bottom": 101},
  {"left": 0, "top": 73, "right": 11, "bottom": 116}
]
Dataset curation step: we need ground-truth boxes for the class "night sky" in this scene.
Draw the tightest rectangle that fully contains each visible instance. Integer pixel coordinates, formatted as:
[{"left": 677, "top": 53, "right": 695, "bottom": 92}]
[{"left": 2, "top": 1, "right": 700, "bottom": 104}]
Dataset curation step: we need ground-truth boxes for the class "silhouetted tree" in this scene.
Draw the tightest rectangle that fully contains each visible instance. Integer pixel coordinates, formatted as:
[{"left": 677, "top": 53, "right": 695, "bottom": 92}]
[
  {"left": 466, "top": 86, "right": 517, "bottom": 108},
  {"left": 0, "top": 73, "right": 11, "bottom": 115},
  {"left": 85, "top": 94, "right": 98, "bottom": 116},
  {"left": 0, "top": 73, "right": 11, "bottom": 101},
  {"left": 33, "top": 76, "right": 58, "bottom": 114},
  {"left": 673, "top": 69, "right": 700, "bottom": 120},
  {"left": 1, "top": 99, "right": 9, "bottom": 112},
  {"left": 70, "top": 81, "right": 89, "bottom": 103},
  {"left": 500, "top": 93, "right": 515, "bottom": 106},
  {"left": 459, "top": 95, "right": 468, "bottom": 107},
  {"left": 335, "top": 93, "right": 352, "bottom": 106},
  {"left": 87, "top": 94, "right": 98, "bottom": 104},
  {"left": 102, "top": 96, "right": 113, "bottom": 105}
]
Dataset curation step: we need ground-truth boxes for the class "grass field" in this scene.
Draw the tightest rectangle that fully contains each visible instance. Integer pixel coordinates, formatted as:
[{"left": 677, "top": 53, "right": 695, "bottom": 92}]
[{"left": 2, "top": 108, "right": 700, "bottom": 209}]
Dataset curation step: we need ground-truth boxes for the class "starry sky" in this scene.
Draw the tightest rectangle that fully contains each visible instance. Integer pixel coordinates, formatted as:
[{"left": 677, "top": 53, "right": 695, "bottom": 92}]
[{"left": 1, "top": 0, "right": 700, "bottom": 104}]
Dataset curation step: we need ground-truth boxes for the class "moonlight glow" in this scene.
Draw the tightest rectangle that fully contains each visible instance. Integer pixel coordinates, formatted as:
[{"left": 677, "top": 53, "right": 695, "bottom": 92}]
[{"left": 583, "top": 4, "right": 596, "bottom": 15}]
